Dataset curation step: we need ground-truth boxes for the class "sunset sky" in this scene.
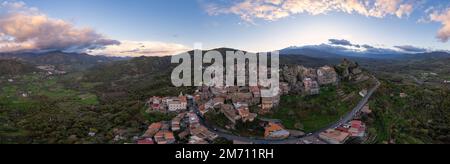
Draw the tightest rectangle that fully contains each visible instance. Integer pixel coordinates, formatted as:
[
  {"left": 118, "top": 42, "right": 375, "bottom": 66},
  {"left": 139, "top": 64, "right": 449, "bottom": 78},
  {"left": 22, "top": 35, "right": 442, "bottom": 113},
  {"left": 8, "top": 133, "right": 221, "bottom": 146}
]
[{"left": 2, "top": 0, "right": 450, "bottom": 56}]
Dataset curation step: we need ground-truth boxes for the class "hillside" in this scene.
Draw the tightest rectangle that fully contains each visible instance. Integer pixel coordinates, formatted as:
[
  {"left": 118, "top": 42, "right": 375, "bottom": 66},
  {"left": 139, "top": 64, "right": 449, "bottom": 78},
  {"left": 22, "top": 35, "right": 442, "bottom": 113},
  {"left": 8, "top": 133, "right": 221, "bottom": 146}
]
[
  {"left": 0, "top": 60, "right": 38, "bottom": 76},
  {"left": 0, "top": 51, "right": 127, "bottom": 72}
]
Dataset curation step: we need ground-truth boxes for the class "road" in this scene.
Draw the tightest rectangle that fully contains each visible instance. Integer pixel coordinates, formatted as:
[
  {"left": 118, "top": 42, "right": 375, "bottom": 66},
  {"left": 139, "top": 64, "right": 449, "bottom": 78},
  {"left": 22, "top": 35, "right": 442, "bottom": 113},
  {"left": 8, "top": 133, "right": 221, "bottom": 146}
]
[{"left": 190, "top": 77, "right": 381, "bottom": 144}]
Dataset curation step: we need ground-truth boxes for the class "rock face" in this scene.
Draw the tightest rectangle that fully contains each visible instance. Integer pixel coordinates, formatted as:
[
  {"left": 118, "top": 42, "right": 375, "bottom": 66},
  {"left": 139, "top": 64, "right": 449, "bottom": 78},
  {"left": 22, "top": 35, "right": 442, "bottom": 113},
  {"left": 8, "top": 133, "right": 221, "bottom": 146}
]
[
  {"left": 317, "top": 65, "right": 338, "bottom": 85},
  {"left": 281, "top": 65, "right": 304, "bottom": 94},
  {"left": 335, "top": 59, "right": 367, "bottom": 82},
  {"left": 281, "top": 64, "right": 338, "bottom": 95}
]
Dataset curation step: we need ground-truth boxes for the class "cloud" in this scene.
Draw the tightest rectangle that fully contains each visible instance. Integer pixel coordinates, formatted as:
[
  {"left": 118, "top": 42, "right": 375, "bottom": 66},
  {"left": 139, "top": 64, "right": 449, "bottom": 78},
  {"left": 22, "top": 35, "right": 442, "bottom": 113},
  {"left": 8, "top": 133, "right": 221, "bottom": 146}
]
[
  {"left": 329, "top": 39, "right": 353, "bottom": 46},
  {"left": 205, "top": 0, "right": 415, "bottom": 22},
  {"left": 430, "top": 9, "right": 450, "bottom": 42},
  {"left": 88, "top": 41, "right": 191, "bottom": 57},
  {"left": 394, "top": 45, "right": 427, "bottom": 53},
  {"left": 0, "top": 1, "right": 119, "bottom": 53}
]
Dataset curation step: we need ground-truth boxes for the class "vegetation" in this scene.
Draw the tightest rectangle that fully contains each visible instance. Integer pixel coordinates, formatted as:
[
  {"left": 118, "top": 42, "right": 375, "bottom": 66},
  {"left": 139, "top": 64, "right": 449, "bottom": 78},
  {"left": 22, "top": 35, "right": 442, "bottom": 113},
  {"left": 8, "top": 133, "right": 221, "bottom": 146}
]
[
  {"left": 366, "top": 80, "right": 450, "bottom": 144},
  {"left": 265, "top": 81, "right": 362, "bottom": 132}
]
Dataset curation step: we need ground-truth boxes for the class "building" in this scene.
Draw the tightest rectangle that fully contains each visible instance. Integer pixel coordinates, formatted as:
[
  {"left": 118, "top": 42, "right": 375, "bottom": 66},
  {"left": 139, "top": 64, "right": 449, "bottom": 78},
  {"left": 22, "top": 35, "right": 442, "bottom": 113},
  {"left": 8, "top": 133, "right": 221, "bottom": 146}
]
[
  {"left": 317, "top": 66, "right": 338, "bottom": 85},
  {"left": 137, "top": 138, "right": 154, "bottom": 144},
  {"left": 348, "top": 120, "right": 366, "bottom": 137},
  {"left": 260, "top": 97, "right": 278, "bottom": 114},
  {"left": 319, "top": 129, "right": 350, "bottom": 144},
  {"left": 303, "top": 78, "right": 320, "bottom": 95},
  {"left": 213, "top": 97, "right": 225, "bottom": 107},
  {"left": 231, "top": 92, "right": 254, "bottom": 105},
  {"left": 191, "top": 125, "right": 218, "bottom": 141},
  {"left": 237, "top": 106, "right": 257, "bottom": 122},
  {"left": 359, "top": 89, "right": 368, "bottom": 97},
  {"left": 198, "top": 104, "right": 208, "bottom": 116},
  {"left": 147, "top": 96, "right": 165, "bottom": 112},
  {"left": 188, "top": 136, "right": 209, "bottom": 144},
  {"left": 211, "top": 86, "right": 227, "bottom": 98},
  {"left": 221, "top": 104, "right": 241, "bottom": 124},
  {"left": 154, "top": 130, "right": 176, "bottom": 144},
  {"left": 171, "top": 113, "right": 185, "bottom": 132},
  {"left": 361, "top": 104, "right": 372, "bottom": 115},
  {"left": 167, "top": 98, "right": 186, "bottom": 112},
  {"left": 250, "top": 86, "right": 261, "bottom": 98},
  {"left": 188, "top": 112, "right": 200, "bottom": 128},
  {"left": 143, "top": 122, "right": 162, "bottom": 138},
  {"left": 264, "top": 122, "right": 290, "bottom": 139}
]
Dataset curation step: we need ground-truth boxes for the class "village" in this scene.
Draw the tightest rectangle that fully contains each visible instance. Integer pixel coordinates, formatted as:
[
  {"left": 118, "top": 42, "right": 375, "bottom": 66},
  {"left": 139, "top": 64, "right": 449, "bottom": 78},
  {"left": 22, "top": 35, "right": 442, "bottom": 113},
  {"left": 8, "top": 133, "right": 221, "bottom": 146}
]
[{"left": 136, "top": 62, "right": 373, "bottom": 144}]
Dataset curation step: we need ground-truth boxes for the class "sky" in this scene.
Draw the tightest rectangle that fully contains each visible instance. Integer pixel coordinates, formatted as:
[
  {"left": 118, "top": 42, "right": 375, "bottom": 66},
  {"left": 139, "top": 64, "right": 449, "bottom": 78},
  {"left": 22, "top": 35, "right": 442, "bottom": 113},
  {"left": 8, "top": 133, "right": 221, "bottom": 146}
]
[{"left": 1, "top": 0, "right": 450, "bottom": 56}]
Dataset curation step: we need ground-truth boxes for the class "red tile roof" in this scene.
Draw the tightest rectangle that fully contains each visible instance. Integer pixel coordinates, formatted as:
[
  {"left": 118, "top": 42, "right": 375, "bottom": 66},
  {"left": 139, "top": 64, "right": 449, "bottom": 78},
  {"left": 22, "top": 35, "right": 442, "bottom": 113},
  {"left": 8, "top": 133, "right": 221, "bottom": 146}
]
[{"left": 137, "top": 138, "right": 154, "bottom": 144}]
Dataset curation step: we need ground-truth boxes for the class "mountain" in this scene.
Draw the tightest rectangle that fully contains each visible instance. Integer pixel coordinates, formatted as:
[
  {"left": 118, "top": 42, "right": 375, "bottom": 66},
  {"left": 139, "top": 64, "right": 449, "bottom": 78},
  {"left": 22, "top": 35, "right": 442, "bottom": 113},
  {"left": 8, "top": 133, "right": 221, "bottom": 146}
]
[
  {"left": 280, "top": 44, "right": 406, "bottom": 59},
  {"left": 0, "top": 59, "right": 39, "bottom": 76},
  {"left": 0, "top": 51, "right": 129, "bottom": 72}
]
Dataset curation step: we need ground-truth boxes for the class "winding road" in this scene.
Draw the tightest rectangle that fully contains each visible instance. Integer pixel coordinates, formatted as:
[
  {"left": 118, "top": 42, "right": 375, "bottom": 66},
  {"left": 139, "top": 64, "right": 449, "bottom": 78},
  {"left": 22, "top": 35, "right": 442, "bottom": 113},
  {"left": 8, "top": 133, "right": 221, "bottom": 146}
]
[{"left": 191, "top": 77, "right": 381, "bottom": 144}]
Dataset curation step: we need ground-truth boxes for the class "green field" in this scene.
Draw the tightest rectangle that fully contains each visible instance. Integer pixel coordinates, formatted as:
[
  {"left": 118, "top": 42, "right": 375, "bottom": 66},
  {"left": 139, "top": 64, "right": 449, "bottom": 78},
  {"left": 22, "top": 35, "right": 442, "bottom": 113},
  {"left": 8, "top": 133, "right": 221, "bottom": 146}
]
[{"left": 0, "top": 74, "right": 99, "bottom": 110}]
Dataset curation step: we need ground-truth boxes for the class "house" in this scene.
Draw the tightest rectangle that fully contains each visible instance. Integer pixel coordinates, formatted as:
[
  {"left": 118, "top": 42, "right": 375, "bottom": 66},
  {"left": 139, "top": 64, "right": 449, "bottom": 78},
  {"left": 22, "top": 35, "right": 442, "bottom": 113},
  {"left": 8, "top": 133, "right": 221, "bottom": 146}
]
[
  {"left": 189, "top": 136, "right": 209, "bottom": 144},
  {"left": 319, "top": 129, "right": 350, "bottom": 144},
  {"left": 237, "top": 107, "right": 257, "bottom": 122},
  {"left": 303, "top": 78, "right": 320, "bottom": 95},
  {"left": 188, "top": 112, "right": 200, "bottom": 128},
  {"left": 264, "top": 122, "right": 290, "bottom": 139},
  {"left": 211, "top": 86, "right": 227, "bottom": 98},
  {"left": 250, "top": 86, "right": 261, "bottom": 98},
  {"left": 154, "top": 131, "right": 166, "bottom": 144},
  {"left": 221, "top": 104, "right": 241, "bottom": 124},
  {"left": 160, "top": 121, "right": 171, "bottom": 131},
  {"left": 154, "top": 130, "right": 176, "bottom": 144},
  {"left": 190, "top": 125, "right": 218, "bottom": 141},
  {"left": 213, "top": 97, "right": 225, "bottom": 107},
  {"left": 137, "top": 138, "right": 154, "bottom": 144},
  {"left": 317, "top": 66, "right": 338, "bottom": 85},
  {"left": 143, "top": 122, "right": 162, "bottom": 138},
  {"left": 361, "top": 104, "right": 372, "bottom": 115},
  {"left": 147, "top": 96, "right": 165, "bottom": 112},
  {"left": 348, "top": 120, "right": 366, "bottom": 137},
  {"left": 359, "top": 89, "right": 368, "bottom": 97},
  {"left": 167, "top": 98, "right": 186, "bottom": 112},
  {"left": 165, "top": 131, "right": 176, "bottom": 144},
  {"left": 198, "top": 104, "right": 208, "bottom": 116},
  {"left": 260, "top": 96, "right": 280, "bottom": 114},
  {"left": 231, "top": 92, "right": 254, "bottom": 105},
  {"left": 171, "top": 117, "right": 182, "bottom": 132}
]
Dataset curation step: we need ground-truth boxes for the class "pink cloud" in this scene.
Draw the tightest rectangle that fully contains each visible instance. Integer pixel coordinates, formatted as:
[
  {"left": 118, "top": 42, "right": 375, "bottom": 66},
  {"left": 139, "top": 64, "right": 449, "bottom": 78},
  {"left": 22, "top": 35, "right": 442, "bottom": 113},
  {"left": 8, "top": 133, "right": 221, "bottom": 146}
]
[{"left": 0, "top": 1, "right": 119, "bottom": 53}]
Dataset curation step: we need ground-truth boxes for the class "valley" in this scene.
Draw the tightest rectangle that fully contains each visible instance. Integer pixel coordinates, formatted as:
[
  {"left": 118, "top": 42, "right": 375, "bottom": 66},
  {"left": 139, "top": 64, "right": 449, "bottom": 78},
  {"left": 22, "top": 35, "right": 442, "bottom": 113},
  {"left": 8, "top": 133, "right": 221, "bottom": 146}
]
[{"left": 0, "top": 49, "right": 449, "bottom": 144}]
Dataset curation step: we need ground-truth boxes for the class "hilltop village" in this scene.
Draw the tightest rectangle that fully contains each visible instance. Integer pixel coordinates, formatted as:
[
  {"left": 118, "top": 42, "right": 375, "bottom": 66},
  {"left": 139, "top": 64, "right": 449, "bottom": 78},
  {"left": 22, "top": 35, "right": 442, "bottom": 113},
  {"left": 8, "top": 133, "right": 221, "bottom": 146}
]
[{"left": 137, "top": 59, "right": 374, "bottom": 144}]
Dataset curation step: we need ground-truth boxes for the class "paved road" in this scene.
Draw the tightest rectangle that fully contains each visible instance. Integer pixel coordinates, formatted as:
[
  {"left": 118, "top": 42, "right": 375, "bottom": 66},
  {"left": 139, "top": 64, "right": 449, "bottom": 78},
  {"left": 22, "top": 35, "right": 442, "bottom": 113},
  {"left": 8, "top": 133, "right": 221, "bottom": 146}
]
[{"left": 191, "top": 77, "right": 381, "bottom": 144}]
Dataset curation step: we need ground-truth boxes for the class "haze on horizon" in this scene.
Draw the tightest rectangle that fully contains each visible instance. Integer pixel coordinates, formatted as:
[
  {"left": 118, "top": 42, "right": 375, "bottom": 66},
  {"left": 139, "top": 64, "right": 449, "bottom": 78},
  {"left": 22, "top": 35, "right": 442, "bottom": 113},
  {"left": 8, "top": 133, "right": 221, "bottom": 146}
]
[{"left": 1, "top": 0, "right": 450, "bottom": 57}]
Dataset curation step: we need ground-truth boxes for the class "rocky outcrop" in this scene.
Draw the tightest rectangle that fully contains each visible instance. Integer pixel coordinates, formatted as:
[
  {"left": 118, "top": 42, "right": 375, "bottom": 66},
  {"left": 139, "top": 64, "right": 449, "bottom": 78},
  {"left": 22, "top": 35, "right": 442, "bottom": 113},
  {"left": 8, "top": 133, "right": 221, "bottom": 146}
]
[{"left": 281, "top": 65, "right": 305, "bottom": 94}]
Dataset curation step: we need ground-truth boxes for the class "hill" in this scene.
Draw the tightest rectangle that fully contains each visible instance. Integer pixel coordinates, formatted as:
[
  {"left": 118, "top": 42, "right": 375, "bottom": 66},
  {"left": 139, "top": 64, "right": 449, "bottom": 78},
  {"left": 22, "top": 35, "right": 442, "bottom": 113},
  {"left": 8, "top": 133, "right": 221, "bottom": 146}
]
[
  {"left": 0, "top": 60, "right": 38, "bottom": 76},
  {"left": 0, "top": 51, "right": 128, "bottom": 72}
]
